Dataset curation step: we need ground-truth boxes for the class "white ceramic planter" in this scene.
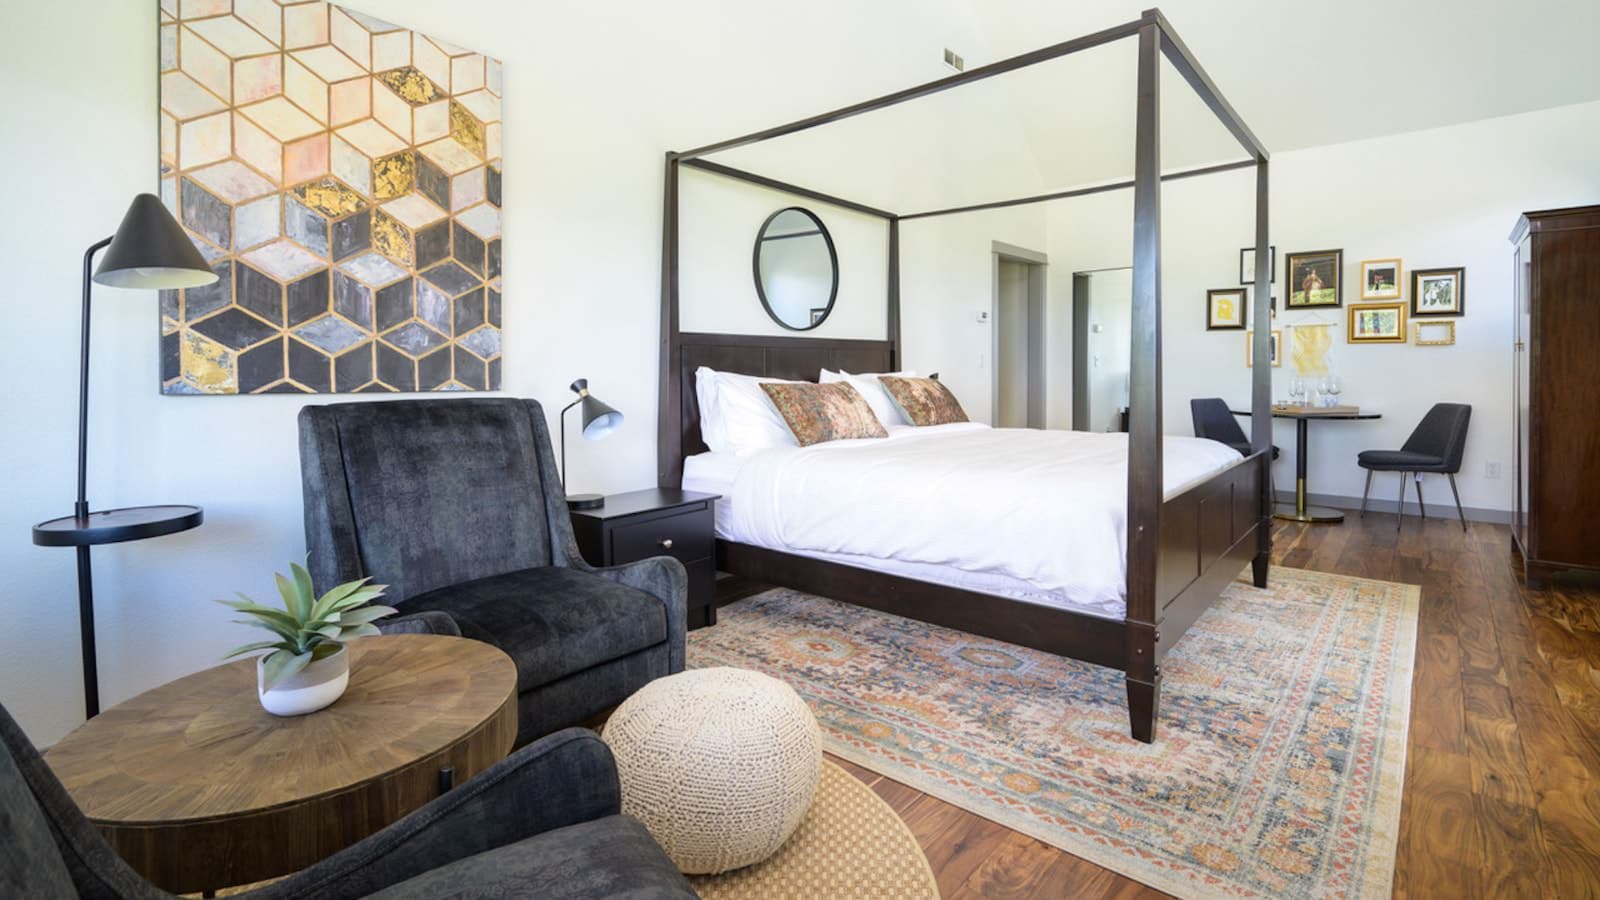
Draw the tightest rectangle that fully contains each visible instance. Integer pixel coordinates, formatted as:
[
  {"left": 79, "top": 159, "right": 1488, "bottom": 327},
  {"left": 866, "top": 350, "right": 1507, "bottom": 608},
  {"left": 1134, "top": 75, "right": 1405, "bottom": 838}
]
[{"left": 258, "top": 645, "right": 349, "bottom": 716}]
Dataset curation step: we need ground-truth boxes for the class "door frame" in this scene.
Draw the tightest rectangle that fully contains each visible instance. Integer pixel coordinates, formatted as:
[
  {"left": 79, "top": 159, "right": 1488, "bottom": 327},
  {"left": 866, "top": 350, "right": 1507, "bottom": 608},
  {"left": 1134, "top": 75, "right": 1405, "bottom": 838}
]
[{"left": 991, "top": 241, "right": 1048, "bottom": 428}]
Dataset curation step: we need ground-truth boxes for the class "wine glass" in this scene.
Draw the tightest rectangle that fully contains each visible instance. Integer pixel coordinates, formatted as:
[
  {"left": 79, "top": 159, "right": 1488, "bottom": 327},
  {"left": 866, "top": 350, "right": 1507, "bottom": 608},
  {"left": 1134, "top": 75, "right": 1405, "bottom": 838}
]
[
  {"left": 1289, "top": 377, "right": 1305, "bottom": 407},
  {"left": 1324, "top": 375, "right": 1343, "bottom": 408}
]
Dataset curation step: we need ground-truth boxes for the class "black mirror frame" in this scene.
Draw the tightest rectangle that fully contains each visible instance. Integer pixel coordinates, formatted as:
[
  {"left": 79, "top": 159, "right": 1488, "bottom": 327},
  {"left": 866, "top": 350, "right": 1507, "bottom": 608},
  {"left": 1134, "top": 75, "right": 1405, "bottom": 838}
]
[{"left": 751, "top": 206, "right": 840, "bottom": 332}]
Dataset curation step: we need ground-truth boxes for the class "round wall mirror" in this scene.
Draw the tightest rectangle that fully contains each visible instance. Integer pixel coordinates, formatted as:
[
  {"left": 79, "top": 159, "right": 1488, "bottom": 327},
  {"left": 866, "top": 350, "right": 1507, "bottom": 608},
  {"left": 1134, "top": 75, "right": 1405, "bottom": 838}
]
[{"left": 753, "top": 207, "right": 838, "bottom": 331}]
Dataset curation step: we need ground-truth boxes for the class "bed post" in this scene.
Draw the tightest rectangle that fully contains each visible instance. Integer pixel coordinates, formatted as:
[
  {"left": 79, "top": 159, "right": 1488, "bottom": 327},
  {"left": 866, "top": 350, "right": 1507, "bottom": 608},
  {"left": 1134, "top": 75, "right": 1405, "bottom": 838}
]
[
  {"left": 1251, "top": 160, "right": 1272, "bottom": 586},
  {"left": 657, "top": 153, "right": 682, "bottom": 488},
  {"left": 1124, "top": 14, "right": 1163, "bottom": 744},
  {"left": 887, "top": 217, "right": 901, "bottom": 370}
]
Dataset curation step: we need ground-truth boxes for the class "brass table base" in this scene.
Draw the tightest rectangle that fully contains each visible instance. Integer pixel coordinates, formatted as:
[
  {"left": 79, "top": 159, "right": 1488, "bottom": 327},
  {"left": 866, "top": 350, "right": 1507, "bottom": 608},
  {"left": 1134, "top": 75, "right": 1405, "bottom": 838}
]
[{"left": 1272, "top": 501, "right": 1345, "bottom": 524}]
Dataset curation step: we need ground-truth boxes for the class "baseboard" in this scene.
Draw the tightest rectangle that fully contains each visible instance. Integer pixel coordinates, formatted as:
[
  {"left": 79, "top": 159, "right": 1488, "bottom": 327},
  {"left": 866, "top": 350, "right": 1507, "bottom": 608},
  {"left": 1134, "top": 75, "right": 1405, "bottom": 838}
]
[{"left": 1272, "top": 488, "right": 1512, "bottom": 525}]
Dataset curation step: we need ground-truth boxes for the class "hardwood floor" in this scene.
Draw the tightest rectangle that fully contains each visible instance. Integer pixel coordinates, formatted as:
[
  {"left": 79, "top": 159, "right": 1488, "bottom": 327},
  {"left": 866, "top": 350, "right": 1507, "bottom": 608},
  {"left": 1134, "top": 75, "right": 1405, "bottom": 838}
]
[{"left": 717, "top": 512, "right": 1600, "bottom": 898}]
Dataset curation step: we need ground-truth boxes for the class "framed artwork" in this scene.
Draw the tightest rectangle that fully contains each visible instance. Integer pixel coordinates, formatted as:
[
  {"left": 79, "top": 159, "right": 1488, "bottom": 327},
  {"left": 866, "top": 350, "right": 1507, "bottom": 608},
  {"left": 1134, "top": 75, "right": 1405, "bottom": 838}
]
[
  {"left": 1411, "top": 267, "right": 1465, "bottom": 317},
  {"left": 1239, "top": 246, "right": 1276, "bottom": 285},
  {"left": 1348, "top": 303, "right": 1408, "bottom": 343},
  {"left": 1285, "top": 249, "right": 1343, "bottom": 309},
  {"left": 1207, "top": 288, "right": 1247, "bottom": 330},
  {"left": 158, "top": 2, "right": 505, "bottom": 394},
  {"left": 1360, "top": 258, "right": 1403, "bottom": 300},
  {"left": 1415, "top": 321, "right": 1457, "bottom": 345},
  {"left": 1246, "top": 329, "right": 1282, "bottom": 367}
]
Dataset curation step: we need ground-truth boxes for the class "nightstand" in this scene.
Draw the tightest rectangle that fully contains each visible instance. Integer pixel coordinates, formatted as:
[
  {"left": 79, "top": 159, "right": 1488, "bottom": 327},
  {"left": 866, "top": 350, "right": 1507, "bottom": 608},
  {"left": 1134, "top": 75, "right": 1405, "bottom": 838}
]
[{"left": 571, "top": 488, "right": 721, "bottom": 629}]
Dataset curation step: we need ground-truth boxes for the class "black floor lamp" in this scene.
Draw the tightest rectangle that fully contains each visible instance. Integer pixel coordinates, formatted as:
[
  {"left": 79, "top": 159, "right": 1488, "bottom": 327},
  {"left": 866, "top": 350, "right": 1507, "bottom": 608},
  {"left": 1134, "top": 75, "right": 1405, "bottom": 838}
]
[{"left": 31, "top": 194, "right": 216, "bottom": 720}]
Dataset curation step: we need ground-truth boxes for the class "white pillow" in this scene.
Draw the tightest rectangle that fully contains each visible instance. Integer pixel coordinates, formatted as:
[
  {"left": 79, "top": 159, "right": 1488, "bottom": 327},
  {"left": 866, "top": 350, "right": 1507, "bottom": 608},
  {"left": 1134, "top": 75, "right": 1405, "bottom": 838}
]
[
  {"left": 695, "top": 367, "right": 801, "bottom": 455},
  {"left": 820, "top": 369, "right": 917, "bottom": 428}
]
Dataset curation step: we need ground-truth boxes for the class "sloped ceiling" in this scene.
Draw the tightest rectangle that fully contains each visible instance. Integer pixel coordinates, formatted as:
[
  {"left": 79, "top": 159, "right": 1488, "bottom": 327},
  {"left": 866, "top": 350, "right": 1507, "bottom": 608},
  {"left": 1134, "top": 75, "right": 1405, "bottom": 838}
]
[
  {"left": 700, "top": 0, "right": 1598, "bottom": 215},
  {"left": 968, "top": 0, "right": 1600, "bottom": 187}
]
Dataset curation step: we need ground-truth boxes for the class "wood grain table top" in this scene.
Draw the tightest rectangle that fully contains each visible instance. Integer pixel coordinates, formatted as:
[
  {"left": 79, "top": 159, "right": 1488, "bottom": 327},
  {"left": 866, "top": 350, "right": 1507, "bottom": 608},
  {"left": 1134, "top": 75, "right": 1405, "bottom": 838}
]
[{"left": 45, "top": 634, "right": 516, "bottom": 826}]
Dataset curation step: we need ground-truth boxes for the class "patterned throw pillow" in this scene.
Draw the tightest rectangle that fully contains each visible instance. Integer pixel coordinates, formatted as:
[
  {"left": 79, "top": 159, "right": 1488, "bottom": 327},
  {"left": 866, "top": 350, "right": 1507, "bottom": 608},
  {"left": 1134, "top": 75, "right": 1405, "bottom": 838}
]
[
  {"left": 879, "top": 375, "right": 969, "bottom": 426},
  {"left": 759, "top": 381, "right": 889, "bottom": 446}
]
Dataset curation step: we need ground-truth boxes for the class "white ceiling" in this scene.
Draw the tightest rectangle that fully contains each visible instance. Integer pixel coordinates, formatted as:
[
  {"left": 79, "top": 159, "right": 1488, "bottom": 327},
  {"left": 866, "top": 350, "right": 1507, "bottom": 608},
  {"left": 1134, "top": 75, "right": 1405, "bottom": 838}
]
[
  {"left": 701, "top": 0, "right": 1599, "bottom": 214},
  {"left": 968, "top": 0, "right": 1600, "bottom": 185}
]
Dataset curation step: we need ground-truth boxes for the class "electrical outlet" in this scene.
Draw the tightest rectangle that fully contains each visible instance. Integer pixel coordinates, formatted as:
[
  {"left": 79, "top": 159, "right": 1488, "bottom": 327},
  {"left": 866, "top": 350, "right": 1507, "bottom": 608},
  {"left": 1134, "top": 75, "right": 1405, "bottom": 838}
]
[{"left": 1485, "top": 461, "right": 1502, "bottom": 479}]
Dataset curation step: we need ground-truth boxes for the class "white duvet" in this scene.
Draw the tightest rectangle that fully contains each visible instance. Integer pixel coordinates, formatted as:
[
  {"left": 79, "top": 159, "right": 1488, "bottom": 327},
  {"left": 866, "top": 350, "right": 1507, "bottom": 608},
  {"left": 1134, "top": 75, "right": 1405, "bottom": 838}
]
[{"left": 724, "top": 423, "right": 1242, "bottom": 613}]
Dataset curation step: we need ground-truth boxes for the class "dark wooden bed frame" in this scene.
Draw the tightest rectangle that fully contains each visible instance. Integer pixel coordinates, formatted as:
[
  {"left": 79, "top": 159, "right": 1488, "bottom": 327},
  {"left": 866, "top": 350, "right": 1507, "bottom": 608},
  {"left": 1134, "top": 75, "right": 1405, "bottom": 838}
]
[{"left": 657, "top": 9, "right": 1274, "bottom": 743}]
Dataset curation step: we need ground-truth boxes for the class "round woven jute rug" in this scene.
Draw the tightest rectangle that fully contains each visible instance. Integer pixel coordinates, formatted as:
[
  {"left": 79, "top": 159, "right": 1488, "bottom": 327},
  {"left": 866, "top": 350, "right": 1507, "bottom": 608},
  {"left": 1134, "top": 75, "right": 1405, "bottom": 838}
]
[{"left": 688, "top": 759, "right": 940, "bottom": 899}]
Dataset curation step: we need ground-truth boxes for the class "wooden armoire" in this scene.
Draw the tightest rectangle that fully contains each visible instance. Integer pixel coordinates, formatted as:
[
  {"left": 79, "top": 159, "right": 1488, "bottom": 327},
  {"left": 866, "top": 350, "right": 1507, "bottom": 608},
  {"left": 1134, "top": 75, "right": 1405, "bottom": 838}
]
[{"left": 1510, "top": 205, "right": 1600, "bottom": 586}]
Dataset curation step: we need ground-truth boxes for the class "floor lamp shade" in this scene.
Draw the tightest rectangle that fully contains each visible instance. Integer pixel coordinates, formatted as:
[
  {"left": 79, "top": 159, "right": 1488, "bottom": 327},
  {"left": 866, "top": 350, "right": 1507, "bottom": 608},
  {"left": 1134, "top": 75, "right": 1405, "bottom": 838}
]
[
  {"left": 93, "top": 193, "right": 216, "bottom": 289},
  {"left": 29, "top": 192, "right": 214, "bottom": 722}
]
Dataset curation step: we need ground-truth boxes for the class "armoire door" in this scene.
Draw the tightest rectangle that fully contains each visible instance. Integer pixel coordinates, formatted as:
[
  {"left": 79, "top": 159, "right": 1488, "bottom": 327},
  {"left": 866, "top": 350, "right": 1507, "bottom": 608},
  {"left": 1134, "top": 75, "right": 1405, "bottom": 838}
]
[{"left": 1513, "top": 233, "right": 1532, "bottom": 551}]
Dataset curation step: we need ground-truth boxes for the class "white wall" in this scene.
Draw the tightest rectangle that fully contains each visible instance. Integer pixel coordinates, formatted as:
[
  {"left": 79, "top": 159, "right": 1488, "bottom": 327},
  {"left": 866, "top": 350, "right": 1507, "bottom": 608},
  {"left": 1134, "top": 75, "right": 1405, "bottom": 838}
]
[
  {"left": 900, "top": 207, "right": 1048, "bottom": 426},
  {"left": 679, "top": 171, "right": 889, "bottom": 340},
  {"left": 0, "top": 0, "right": 1044, "bottom": 744},
  {"left": 1047, "top": 100, "right": 1600, "bottom": 512}
]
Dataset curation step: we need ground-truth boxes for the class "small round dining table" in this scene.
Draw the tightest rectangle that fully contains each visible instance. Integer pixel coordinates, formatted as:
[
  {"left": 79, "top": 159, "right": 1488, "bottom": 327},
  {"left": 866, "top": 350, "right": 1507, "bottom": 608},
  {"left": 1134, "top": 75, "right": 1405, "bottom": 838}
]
[{"left": 1231, "top": 407, "right": 1382, "bottom": 523}]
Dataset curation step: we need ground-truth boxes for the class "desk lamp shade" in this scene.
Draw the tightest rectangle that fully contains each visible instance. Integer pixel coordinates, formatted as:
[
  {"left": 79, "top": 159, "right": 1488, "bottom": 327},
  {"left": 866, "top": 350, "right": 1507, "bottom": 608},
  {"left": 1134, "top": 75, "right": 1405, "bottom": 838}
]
[
  {"left": 562, "top": 378, "right": 623, "bottom": 510},
  {"left": 578, "top": 393, "right": 624, "bottom": 439},
  {"left": 92, "top": 193, "right": 216, "bottom": 289}
]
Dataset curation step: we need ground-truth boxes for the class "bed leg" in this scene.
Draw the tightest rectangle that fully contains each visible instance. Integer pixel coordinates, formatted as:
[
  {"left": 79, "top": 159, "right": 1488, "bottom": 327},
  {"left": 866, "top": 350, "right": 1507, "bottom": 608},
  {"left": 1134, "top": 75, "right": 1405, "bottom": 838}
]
[{"left": 1126, "top": 674, "right": 1160, "bottom": 744}]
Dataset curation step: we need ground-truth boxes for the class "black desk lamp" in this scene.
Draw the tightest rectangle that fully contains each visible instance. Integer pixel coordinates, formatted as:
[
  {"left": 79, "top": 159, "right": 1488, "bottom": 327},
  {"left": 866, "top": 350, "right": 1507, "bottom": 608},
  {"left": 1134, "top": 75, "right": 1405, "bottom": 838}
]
[
  {"left": 31, "top": 193, "right": 217, "bottom": 719},
  {"left": 560, "top": 378, "right": 623, "bottom": 510}
]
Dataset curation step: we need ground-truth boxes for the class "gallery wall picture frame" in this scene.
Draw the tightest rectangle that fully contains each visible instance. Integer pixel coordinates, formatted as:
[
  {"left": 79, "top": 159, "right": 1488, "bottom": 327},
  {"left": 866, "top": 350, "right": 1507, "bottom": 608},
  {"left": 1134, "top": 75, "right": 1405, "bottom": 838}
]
[
  {"left": 1360, "top": 258, "right": 1403, "bottom": 300},
  {"left": 1239, "top": 246, "right": 1276, "bottom": 285},
  {"left": 1207, "top": 288, "right": 1247, "bottom": 330},
  {"left": 1411, "top": 267, "right": 1465, "bottom": 317},
  {"left": 1285, "top": 249, "right": 1343, "bottom": 309},
  {"left": 1348, "top": 302, "right": 1408, "bottom": 343},
  {"left": 1415, "top": 320, "right": 1457, "bottom": 345},
  {"left": 1246, "top": 329, "right": 1282, "bottom": 367}
]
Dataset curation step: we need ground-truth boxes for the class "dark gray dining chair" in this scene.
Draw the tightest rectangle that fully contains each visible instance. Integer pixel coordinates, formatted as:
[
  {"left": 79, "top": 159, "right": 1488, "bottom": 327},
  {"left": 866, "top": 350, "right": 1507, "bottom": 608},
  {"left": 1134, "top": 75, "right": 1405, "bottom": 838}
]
[
  {"left": 0, "top": 700, "right": 696, "bottom": 899},
  {"left": 299, "top": 397, "right": 687, "bottom": 745},
  {"left": 1357, "top": 403, "right": 1472, "bottom": 531},
  {"left": 1190, "top": 398, "right": 1280, "bottom": 497}
]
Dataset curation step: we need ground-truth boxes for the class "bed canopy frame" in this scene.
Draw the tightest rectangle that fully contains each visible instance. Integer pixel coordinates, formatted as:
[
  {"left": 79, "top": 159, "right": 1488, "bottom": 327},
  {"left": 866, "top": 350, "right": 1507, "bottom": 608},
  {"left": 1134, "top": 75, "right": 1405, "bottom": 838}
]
[{"left": 658, "top": 8, "right": 1273, "bottom": 742}]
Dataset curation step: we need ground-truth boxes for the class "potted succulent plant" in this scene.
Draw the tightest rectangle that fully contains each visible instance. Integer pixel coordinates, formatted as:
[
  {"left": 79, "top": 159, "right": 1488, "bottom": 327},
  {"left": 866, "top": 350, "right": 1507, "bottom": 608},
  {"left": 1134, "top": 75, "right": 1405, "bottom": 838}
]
[{"left": 218, "top": 562, "right": 396, "bottom": 717}]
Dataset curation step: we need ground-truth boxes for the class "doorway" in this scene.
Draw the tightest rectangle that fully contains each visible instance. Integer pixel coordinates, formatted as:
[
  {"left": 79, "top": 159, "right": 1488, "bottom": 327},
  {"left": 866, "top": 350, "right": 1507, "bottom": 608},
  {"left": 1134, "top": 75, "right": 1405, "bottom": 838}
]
[
  {"left": 1071, "top": 267, "right": 1133, "bottom": 433},
  {"left": 991, "top": 242, "right": 1047, "bottom": 428}
]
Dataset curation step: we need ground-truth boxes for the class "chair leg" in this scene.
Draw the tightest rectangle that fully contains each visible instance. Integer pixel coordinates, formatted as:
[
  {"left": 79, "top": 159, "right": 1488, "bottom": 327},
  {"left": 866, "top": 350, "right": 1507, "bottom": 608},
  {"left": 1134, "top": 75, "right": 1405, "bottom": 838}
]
[
  {"left": 1447, "top": 473, "right": 1468, "bottom": 532},
  {"left": 1415, "top": 477, "right": 1426, "bottom": 519},
  {"left": 1359, "top": 469, "right": 1373, "bottom": 517},
  {"left": 1396, "top": 472, "right": 1408, "bottom": 532}
]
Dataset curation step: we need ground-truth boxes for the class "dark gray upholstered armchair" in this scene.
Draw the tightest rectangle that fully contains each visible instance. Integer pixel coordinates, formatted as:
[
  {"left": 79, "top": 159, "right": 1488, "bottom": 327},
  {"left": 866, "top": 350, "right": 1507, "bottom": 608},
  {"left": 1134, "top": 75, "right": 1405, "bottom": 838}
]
[
  {"left": 1358, "top": 402, "right": 1472, "bottom": 531},
  {"left": 299, "top": 398, "right": 687, "bottom": 744},
  {"left": 0, "top": 701, "right": 696, "bottom": 899}
]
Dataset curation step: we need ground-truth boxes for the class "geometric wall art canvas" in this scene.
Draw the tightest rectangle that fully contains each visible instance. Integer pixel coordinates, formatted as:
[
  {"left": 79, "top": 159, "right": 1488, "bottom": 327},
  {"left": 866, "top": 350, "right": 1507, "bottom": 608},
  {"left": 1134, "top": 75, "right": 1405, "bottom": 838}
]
[{"left": 157, "top": 1, "right": 502, "bottom": 393}]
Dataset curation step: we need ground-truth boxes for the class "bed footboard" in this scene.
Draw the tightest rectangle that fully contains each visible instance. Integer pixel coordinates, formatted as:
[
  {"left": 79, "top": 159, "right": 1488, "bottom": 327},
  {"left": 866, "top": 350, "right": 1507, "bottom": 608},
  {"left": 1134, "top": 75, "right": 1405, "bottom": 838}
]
[{"left": 1125, "top": 452, "right": 1270, "bottom": 741}]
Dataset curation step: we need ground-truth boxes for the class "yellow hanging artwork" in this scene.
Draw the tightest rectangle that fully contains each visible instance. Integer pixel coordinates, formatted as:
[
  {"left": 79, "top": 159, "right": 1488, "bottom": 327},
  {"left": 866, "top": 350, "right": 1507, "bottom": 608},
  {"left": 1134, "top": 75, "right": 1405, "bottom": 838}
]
[{"left": 1291, "top": 324, "right": 1333, "bottom": 376}]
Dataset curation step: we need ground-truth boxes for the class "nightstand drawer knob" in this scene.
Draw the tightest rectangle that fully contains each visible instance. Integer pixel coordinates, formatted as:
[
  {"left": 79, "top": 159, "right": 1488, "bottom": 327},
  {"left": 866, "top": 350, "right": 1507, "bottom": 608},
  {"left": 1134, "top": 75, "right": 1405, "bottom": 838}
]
[{"left": 659, "top": 538, "right": 673, "bottom": 549}]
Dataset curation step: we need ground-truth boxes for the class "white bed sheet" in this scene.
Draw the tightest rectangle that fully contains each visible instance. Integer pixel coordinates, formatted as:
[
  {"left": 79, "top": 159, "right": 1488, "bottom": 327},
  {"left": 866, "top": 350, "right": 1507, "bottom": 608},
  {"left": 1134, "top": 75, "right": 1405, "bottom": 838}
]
[{"left": 682, "top": 423, "right": 1243, "bottom": 618}]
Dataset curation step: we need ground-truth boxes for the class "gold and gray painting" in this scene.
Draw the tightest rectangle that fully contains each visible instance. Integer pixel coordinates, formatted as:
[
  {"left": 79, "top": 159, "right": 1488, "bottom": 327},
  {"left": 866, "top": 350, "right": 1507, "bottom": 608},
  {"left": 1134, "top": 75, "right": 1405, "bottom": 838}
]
[{"left": 158, "top": 1, "right": 503, "bottom": 394}]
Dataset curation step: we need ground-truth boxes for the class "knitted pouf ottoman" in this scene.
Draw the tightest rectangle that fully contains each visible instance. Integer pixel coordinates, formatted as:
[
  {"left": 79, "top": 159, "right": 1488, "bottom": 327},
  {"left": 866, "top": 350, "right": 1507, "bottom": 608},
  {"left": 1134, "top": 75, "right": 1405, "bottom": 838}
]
[{"left": 602, "top": 667, "right": 822, "bottom": 875}]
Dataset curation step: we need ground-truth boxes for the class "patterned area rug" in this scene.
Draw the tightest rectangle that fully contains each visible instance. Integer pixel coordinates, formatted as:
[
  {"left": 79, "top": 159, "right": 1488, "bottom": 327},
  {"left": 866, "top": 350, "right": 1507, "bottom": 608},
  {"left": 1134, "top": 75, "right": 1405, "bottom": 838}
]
[{"left": 688, "top": 567, "right": 1418, "bottom": 899}]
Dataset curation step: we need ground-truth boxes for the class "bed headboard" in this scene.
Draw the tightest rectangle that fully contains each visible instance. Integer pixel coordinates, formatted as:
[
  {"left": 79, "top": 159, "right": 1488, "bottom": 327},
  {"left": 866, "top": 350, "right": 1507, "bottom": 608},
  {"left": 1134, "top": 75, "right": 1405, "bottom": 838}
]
[{"left": 657, "top": 332, "right": 894, "bottom": 486}]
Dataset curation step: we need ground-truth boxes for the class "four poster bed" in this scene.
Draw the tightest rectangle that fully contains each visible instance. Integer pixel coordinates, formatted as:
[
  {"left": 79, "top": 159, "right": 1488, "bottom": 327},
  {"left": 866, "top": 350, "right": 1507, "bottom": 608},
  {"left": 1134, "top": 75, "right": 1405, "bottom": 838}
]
[{"left": 656, "top": 8, "right": 1275, "bottom": 742}]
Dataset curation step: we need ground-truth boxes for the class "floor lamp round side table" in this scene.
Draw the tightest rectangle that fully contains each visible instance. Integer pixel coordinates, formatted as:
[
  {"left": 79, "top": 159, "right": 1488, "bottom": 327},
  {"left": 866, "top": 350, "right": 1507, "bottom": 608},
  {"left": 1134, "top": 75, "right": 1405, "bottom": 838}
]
[{"left": 32, "top": 504, "right": 204, "bottom": 718}]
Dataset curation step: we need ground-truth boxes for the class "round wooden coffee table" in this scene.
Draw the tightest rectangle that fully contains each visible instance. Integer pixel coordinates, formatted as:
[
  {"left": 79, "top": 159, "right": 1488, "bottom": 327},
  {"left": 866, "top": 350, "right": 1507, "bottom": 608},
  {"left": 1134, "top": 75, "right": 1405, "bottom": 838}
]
[{"left": 44, "top": 634, "right": 517, "bottom": 895}]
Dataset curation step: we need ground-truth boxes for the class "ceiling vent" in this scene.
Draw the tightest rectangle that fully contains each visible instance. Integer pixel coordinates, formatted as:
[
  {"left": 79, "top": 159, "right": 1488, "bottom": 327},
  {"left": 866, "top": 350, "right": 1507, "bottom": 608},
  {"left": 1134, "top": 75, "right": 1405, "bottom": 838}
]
[{"left": 943, "top": 48, "right": 965, "bottom": 72}]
